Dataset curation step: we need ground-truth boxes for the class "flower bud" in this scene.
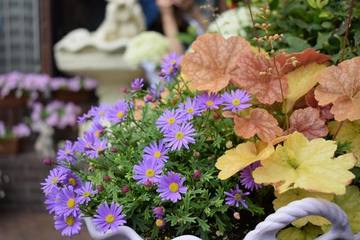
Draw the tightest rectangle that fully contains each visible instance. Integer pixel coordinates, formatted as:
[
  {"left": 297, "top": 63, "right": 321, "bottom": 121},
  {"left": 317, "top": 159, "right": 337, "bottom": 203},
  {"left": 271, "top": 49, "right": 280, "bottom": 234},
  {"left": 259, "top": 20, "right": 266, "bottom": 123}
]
[
  {"left": 225, "top": 141, "right": 233, "bottom": 149},
  {"left": 155, "top": 218, "right": 165, "bottom": 228},
  {"left": 121, "top": 185, "right": 129, "bottom": 193},
  {"left": 96, "top": 184, "right": 104, "bottom": 192},
  {"left": 192, "top": 170, "right": 202, "bottom": 180},
  {"left": 233, "top": 212, "right": 241, "bottom": 220},
  {"left": 42, "top": 157, "right": 53, "bottom": 166},
  {"left": 103, "top": 175, "right": 111, "bottom": 182}
]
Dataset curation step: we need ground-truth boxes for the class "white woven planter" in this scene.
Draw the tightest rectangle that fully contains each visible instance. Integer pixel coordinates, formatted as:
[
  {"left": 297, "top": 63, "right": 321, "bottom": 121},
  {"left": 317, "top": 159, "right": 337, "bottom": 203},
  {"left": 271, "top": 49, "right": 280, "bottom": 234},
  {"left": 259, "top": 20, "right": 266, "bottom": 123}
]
[{"left": 84, "top": 198, "right": 360, "bottom": 240}]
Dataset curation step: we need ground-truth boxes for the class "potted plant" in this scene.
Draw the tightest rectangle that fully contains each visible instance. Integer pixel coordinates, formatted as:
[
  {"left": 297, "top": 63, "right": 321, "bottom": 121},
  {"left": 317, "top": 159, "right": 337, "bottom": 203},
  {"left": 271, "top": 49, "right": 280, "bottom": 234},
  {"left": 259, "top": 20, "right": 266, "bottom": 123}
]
[{"left": 41, "top": 28, "right": 360, "bottom": 239}]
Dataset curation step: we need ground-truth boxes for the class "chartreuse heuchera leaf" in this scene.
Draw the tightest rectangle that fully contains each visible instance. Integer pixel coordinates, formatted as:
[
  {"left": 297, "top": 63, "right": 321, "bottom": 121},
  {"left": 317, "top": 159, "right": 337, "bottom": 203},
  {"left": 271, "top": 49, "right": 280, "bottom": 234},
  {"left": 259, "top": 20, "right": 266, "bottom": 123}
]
[
  {"left": 328, "top": 120, "right": 360, "bottom": 166},
  {"left": 253, "top": 131, "right": 356, "bottom": 194},
  {"left": 277, "top": 224, "right": 323, "bottom": 240},
  {"left": 215, "top": 141, "right": 274, "bottom": 180},
  {"left": 322, "top": 186, "right": 360, "bottom": 233},
  {"left": 273, "top": 188, "right": 333, "bottom": 227},
  {"left": 285, "top": 63, "right": 327, "bottom": 112}
]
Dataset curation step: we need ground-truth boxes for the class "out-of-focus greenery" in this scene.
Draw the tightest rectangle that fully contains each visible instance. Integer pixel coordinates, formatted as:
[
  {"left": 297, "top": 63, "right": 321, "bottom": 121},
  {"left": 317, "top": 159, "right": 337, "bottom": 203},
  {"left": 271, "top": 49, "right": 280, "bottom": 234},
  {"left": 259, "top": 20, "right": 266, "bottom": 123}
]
[{"left": 253, "top": 0, "right": 360, "bottom": 62}]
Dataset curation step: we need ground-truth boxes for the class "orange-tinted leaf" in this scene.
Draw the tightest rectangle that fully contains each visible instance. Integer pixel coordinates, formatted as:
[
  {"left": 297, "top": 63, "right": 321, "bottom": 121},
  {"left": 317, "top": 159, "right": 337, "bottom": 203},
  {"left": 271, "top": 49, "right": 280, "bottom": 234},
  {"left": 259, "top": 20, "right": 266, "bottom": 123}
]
[
  {"left": 276, "top": 48, "right": 330, "bottom": 74},
  {"left": 305, "top": 89, "right": 334, "bottom": 120},
  {"left": 233, "top": 51, "right": 288, "bottom": 104},
  {"left": 288, "top": 107, "right": 328, "bottom": 140},
  {"left": 181, "top": 33, "right": 251, "bottom": 92},
  {"left": 234, "top": 108, "right": 283, "bottom": 142},
  {"left": 315, "top": 56, "right": 360, "bottom": 121}
]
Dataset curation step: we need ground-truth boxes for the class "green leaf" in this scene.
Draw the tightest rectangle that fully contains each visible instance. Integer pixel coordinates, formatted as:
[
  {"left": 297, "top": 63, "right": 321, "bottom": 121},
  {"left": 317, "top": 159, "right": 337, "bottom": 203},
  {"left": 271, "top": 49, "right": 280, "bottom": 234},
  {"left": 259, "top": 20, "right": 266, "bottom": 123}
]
[{"left": 284, "top": 34, "right": 311, "bottom": 51}]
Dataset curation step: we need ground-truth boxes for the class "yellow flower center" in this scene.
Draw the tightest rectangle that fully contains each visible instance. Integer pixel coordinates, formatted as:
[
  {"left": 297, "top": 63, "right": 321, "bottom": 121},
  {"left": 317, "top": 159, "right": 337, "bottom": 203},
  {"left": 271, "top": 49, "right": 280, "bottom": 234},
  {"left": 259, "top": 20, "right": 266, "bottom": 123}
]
[
  {"left": 175, "top": 132, "right": 184, "bottom": 140},
  {"left": 154, "top": 151, "right": 161, "bottom": 158},
  {"left": 145, "top": 168, "right": 155, "bottom": 177},
  {"left": 116, "top": 111, "right": 124, "bottom": 118},
  {"left": 67, "top": 198, "right": 76, "bottom": 208},
  {"left": 83, "top": 191, "right": 91, "bottom": 197},
  {"left": 95, "top": 130, "right": 101, "bottom": 138},
  {"left": 186, "top": 108, "right": 194, "bottom": 113},
  {"left": 65, "top": 149, "right": 71, "bottom": 154},
  {"left": 65, "top": 216, "right": 75, "bottom": 226},
  {"left": 206, "top": 101, "right": 214, "bottom": 107},
  {"left": 105, "top": 214, "right": 115, "bottom": 223},
  {"left": 68, "top": 177, "right": 76, "bottom": 186},
  {"left": 167, "top": 117, "right": 175, "bottom": 125},
  {"left": 171, "top": 60, "right": 177, "bottom": 65},
  {"left": 169, "top": 182, "right": 179, "bottom": 192},
  {"left": 232, "top": 99, "right": 241, "bottom": 106},
  {"left": 234, "top": 193, "right": 242, "bottom": 201},
  {"left": 155, "top": 219, "right": 164, "bottom": 227},
  {"left": 51, "top": 177, "right": 58, "bottom": 184}
]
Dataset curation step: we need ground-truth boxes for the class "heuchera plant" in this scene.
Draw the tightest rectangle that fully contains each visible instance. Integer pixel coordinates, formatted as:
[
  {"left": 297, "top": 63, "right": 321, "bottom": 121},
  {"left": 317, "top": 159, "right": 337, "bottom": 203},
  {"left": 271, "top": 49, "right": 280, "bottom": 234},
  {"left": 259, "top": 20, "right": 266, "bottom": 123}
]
[{"left": 42, "top": 10, "right": 360, "bottom": 239}]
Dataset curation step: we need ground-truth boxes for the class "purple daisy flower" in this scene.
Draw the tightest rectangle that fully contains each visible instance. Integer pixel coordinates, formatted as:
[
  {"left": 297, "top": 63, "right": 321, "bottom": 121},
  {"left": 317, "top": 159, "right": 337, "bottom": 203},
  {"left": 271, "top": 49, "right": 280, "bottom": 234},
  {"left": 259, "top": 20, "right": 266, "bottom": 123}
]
[
  {"left": 160, "top": 52, "right": 182, "bottom": 82},
  {"left": 178, "top": 97, "right": 202, "bottom": 120},
  {"left": 157, "top": 172, "right": 187, "bottom": 203},
  {"left": 75, "top": 182, "right": 97, "bottom": 204},
  {"left": 93, "top": 202, "right": 126, "bottom": 233},
  {"left": 156, "top": 109, "right": 186, "bottom": 133},
  {"left": 198, "top": 92, "right": 222, "bottom": 111},
  {"left": 240, "top": 161, "right": 262, "bottom": 191},
  {"left": 57, "top": 186, "right": 81, "bottom": 217},
  {"left": 57, "top": 140, "right": 76, "bottom": 164},
  {"left": 131, "top": 78, "right": 144, "bottom": 91},
  {"left": 85, "top": 138, "right": 107, "bottom": 159},
  {"left": 143, "top": 141, "right": 169, "bottom": 162},
  {"left": 74, "top": 132, "right": 96, "bottom": 153},
  {"left": 221, "top": 89, "right": 252, "bottom": 112},
  {"left": 106, "top": 100, "right": 129, "bottom": 124},
  {"left": 225, "top": 185, "right": 250, "bottom": 208},
  {"left": 133, "top": 158, "right": 164, "bottom": 185},
  {"left": 64, "top": 171, "right": 82, "bottom": 189},
  {"left": 89, "top": 121, "right": 104, "bottom": 139},
  {"left": 45, "top": 189, "right": 61, "bottom": 214},
  {"left": 152, "top": 207, "right": 165, "bottom": 218},
  {"left": 54, "top": 214, "right": 82, "bottom": 237},
  {"left": 163, "top": 122, "right": 196, "bottom": 151},
  {"left": 41, "top": 167, "right": 67, "bottom": 195}
]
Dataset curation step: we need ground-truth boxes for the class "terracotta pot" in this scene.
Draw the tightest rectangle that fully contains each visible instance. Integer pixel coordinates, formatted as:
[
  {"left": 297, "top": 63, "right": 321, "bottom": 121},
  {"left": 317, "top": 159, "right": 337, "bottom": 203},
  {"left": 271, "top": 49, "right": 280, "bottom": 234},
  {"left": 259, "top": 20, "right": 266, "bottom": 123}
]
[{"left": 0, "top": 138, "right": 19, "bottom": 155}]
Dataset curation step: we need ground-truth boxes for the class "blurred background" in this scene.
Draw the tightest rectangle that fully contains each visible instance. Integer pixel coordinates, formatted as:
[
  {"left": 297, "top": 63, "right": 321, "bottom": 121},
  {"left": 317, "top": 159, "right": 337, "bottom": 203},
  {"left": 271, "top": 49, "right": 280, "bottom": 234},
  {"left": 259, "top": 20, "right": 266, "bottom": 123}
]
[{"left": 0, "top": 0, "right": 230, "bottom": 239}]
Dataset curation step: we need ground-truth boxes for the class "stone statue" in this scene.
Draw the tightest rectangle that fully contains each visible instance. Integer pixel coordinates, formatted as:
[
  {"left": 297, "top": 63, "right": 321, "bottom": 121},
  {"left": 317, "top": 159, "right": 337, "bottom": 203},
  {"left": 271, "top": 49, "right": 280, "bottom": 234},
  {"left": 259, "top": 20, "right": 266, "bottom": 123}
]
[
  {"left": 54, "top": 0, "right": 146, "bottom": 104},
  {"left": 55, "top": 0, "right": 145, "bottom": 53}
]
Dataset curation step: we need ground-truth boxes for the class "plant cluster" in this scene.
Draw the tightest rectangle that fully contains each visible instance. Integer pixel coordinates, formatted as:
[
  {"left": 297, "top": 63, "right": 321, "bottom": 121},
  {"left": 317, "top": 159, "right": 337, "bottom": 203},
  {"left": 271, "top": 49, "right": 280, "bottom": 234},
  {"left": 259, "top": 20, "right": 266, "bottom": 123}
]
[{"left": 0, "top": 121, "right": 31, "bottom": 140}]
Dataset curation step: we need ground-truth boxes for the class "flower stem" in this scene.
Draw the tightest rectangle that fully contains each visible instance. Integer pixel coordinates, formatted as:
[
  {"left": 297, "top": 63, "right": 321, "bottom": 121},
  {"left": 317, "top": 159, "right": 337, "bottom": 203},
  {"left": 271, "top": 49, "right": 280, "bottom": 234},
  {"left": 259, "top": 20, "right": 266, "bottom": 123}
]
[
  {"left": 339, "top": 0, "right": 356, "bottom": 62},
  {"left": 333, "top": 121, "right": 344, "bottom": 139}
]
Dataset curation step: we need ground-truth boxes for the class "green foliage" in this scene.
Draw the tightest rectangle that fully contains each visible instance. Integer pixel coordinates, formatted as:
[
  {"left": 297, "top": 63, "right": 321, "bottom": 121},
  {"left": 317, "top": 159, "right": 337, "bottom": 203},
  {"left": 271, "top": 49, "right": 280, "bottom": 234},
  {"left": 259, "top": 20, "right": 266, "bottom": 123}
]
[{"left": 255, "top": 0, "right": 360, "bottom": 62}]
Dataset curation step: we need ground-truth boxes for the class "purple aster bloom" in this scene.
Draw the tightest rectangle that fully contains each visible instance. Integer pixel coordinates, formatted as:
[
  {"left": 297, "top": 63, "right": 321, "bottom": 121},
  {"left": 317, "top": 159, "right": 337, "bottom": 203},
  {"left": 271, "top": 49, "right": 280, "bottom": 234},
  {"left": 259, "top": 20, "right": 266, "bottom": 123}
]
[
  {"left": 74, "top": 132, "right": 96, "bottom": 153},
  {"left": 91, "top": 104, "right": 110, "bottom": 121},
  {"left": 163, "top": 122, "right": 196, "bottom": 151},
  {"left": 0, "top": 121, "right": 6, "bottom": 138},
  {"left": 93, "top": 202, "right": 126, "bottom": 233},
  {"left": 57, "top": 186, "right": 81, "bottom": 217},
  {"left": 152, "top": 207, "right": 165, "bottom": 218},
  {"left": 240, "top": 161, "right": 262, "bottom": 191},
  {"left": 75, "top": 182, "right": 97, "bottom": 204},
  {"left": 77, "top": 113, "right": 91, "bottom": 124},
  {"left": 57, "top": 140, "right": 76, "bottom": 164},
  {"left": 221, "top": 89, "right": 252, "bottom": 112},
  {"left": 12, "top": 123, "right": 31, "bottom": 138},
  {"left": 133, "top": 158, "right": 164, "bottom": 185},
  {"left": 106, "top": 100, "right": 129, "bottom": 124},
  {"left": 89, "top": 121, "right": 104, "bottom": 139},
  {"left": 156, "top": 109, "right": 186, "bottom": 133},
  {"left": 157, "top": 172, "right": 187, "bottom": 203},
  {"left": 131, "top": 78, "right": 144, "bottom": 91},
  {"left": 198, "top": 92, "right": 222, "bottom": 111},
  {"left": 83, "top": 78, "right": 98, "bottom": 90},
  {"left": 178, "top": 97, "right": 202, "bottom": 120},
  {"left": 45, "top": 189, "right": 61, "bottom": 214},
  {"left": 54, "top": 214, "right": 82, "bottom": 237},
  {"left": 143, "top": 141, "right": 169, "bottom": 162},
  {"left": 85, "top": 138, "right": 107, "bottom": 159},
  {"left": 149, "top": 83, "right": 164, "bottom": 100},
  {"left": 41, "top": 167, "right": 67, "bottom": 195},
  {"left": 64, "top": 171, "right": 82, "bottom": 189},
  {"left": 160, "top": 52, "right": 182, "bottom": 82},
  {"left": 225, "top": 185, "right": 250, "bottom": 208}
]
